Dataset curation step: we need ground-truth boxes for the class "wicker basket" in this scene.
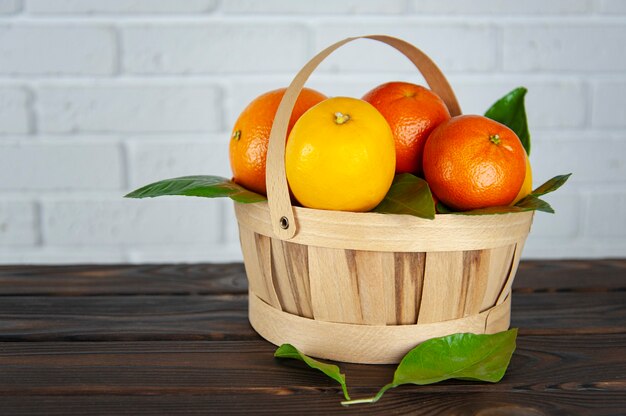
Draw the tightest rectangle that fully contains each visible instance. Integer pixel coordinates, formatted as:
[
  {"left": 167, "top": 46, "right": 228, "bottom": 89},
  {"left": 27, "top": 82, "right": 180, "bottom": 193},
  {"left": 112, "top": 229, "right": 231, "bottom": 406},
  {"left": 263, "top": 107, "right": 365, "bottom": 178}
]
[{"left": 234, "top": 35, "right": 534, "bottom": 364}]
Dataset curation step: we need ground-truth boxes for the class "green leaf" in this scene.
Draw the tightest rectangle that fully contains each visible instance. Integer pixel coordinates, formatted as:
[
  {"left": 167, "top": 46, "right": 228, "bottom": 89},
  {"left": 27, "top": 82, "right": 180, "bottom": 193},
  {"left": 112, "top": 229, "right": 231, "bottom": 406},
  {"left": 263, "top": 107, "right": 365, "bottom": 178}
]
[
  {"left": 275, "top": 344, "right": 350, "bottom": 400},
  {"left": 531, "top": 173, "right": 572, "bottom": 197},
  {"left": 435, "top": 194, "right": 553, "bottom": 215},
  {"left": 515, "top": 194, "right": 554, "bottom": 213},
  {"left": 452, "top": 205, "right": 534, "bottom": 215},
  {"left": 485, "top": 87, "right": 531, "bottom": 156},
  {"left": 373, "top": 174, "right": 435, "bottom": 219},
  {"left": 448, "top": 195, "right": 554, "bottom": 215},
  {"left": 433, "top": 172, "right": 571, "bottom": 216},
  {"left": 342, "top": 329, "right": 518, "bottom": 406},
  {"left": 435, "top": 202, "right": 453, "bottom": 214},
  {"left": 124, "top": 175, "right": 267, "bottom": 203}
]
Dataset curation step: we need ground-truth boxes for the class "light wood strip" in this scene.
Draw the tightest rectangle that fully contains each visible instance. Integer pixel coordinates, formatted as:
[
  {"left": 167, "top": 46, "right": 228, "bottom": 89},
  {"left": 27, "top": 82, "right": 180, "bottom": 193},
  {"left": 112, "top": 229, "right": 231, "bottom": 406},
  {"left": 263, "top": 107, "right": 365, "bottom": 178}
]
[
  {"left": 462, "top": 249, "right": 492, "bottom": 317},
  {"left": 394, "top": 252, "right": 426, "bottom": 325},
  {"left": 249, "top": 292, "right": 510, "bottom": 364},
  {"left": 238, "top": 227, "right": 273, "bottom": 306},
  {"left": 282, "top": 241, "right": 313, "bottom": 318},
  {"left": 481, "top": 244, "right": 516, "bottom": 311},
  {"left": 308, "top": 246, "right": 363, "bottom": 324},
  {"left": 485, "top": 295, "right": 512, "bottom": 334},
  {"left": 418, "top": 251, "right": 465, "bottom": 324},
  {"left": 353, "top": 251, "right": 394, "bottom": 325},
  {"left": 235, "top": 202, "right": 534, "bottom": 253},
  {"left": 269, "top": 239, "right": 298, "bottom": 315},
  {"left": 497, "top": 240, "right": 527, "bottom": 305},
  {"left": 254, "top": 233, "right": 282, "bottom": 310},
  {"left": 382, "top": 255, "right": 397, "bottom": 325}
]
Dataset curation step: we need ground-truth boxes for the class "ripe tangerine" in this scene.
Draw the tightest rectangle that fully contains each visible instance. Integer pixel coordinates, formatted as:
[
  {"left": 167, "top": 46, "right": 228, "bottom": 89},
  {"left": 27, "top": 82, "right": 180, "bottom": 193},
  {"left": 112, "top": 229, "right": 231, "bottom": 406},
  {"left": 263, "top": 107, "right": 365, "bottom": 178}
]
[
  {"left": 229, "top": 87, "right": 327, "bottom": 195},
  {"left": 362, "top": 81, "right": 450, "bottom": 175},
  {"left": 423, "top": 115, "right": 526, "bottom": 211}
]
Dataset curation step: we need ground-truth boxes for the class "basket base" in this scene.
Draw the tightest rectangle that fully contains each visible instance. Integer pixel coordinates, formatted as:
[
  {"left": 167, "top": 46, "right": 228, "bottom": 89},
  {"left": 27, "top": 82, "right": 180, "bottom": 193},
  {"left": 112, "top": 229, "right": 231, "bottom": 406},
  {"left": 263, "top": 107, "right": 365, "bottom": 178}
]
[{"left": 249, "top": 292, "right": 511, "bottom": 364}]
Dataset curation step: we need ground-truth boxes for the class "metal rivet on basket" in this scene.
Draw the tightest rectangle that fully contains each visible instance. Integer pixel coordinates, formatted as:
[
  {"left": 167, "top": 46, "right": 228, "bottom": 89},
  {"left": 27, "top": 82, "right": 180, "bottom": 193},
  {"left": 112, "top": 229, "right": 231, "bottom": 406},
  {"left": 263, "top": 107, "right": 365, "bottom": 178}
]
[{"left": 279, "top": 216, "right": 289, "bottom": 229}]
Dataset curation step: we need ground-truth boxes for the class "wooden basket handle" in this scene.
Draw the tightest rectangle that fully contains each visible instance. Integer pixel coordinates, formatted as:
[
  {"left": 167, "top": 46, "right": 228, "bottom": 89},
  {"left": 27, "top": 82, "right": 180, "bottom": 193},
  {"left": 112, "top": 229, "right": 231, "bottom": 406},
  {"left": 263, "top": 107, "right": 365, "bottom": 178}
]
[{"left": 266, "top": 35, "right": 462, "bottom": 240}]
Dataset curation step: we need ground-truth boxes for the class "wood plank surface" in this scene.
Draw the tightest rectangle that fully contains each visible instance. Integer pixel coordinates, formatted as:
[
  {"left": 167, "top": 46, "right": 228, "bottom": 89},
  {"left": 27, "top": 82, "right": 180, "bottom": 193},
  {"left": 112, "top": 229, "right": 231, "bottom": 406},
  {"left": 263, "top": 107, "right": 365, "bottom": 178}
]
[
  {"left": 0, "top": 335, "right": 623, "bottom": 391},
  {"left": 2, "top": 391, "right": 626, "bottom": 416},
  {"left": 0, "top": 261, "right": 624, "bottom": 415},
  {"left": 0, "top": 295, "right": 255, "bottom": 341},
  {"left": 0, "top": 259, "right": 623, "bottom": 296},
  {"left": 514, "top": 259, "right": 626, "bottom": 291},
  {"left": 0, "top": 335, "right": 624, "bottom": 415},
  {"left": 0, "top": 292, "right": 623, "bottom": 341},
  {"left": 0, "top": 263, "right": 248, "bottom": 295}
]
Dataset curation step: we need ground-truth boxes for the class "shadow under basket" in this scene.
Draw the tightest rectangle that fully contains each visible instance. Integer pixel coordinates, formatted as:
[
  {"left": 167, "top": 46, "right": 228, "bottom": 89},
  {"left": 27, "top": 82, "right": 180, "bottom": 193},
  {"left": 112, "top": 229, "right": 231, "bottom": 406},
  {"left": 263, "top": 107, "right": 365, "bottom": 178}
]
[{"left": 235, "top": 202, "right": 533, "bottom": 364}]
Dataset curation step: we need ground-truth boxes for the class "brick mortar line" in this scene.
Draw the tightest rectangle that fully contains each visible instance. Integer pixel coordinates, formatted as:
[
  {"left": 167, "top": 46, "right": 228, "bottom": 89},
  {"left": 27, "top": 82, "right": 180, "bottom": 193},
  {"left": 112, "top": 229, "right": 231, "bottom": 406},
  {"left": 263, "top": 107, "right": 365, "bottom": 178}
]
[
  {"left": 4, "top": 15, "right": 626, "bottom": 23},
  {"left": 2, "top": 128, "right": 626, "bottom": 138},
  {"left": 0, "top": 136, "right": 230, "bottom": 143},
  {"left": 0, "top": 73, "right": 625, "bottom": 83},
  {"left": 0, "top": 129, "right": 624, "bottom": 138}
]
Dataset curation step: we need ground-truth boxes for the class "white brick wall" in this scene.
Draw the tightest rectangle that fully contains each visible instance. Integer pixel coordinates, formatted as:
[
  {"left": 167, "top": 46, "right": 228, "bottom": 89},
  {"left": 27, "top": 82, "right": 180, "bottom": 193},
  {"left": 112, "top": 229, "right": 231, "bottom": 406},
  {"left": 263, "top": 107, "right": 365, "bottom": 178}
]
[
  {"left": 0, "top": 139, "right": 124, "bottom": 190},
  {"left": 501, "top": 23, "right": 626, "bottom": 72},
  {"left": 314, "top": 22, "right": 498, "bottom": 72},
  {"left": 0, "top": 87, "right": 32, "bottom": 133},
  {"left": 126, "top": 136, "right": 230, "bottom": 188},
  {"left": 592, "top": 81, "right": 626, "bottom": 127},
  {"left": 42, "top": 197, "right": 220, "bottom": 245},
  {"left": 37, "top": 84, "right": 223, "bottom": 133},
  {"left": 0, "top": 0, "right": 21, "bottom": 15},
  {"left": 26, "top": 0, "right": 218, "bottom": 14},
  {"left": 409, "top": 0, "right": 592, "bottom": 15},
  {"left": 221, "top": 0, "right": 407, "bottom": 15},
  {"left": 0, "top": 0, "right": 624, "bottom": 264},
  {"left": 0, "top": 24, "right": 117, "bottom": 75},
  {"left": 122, "top": 23, "right": 311, "bottom": 74},
  {"left": 0, "top": 200, "right": 38, "bottom": 245},
  {"left": 600, "top": 0, "right": 626, "bottom": 14}
]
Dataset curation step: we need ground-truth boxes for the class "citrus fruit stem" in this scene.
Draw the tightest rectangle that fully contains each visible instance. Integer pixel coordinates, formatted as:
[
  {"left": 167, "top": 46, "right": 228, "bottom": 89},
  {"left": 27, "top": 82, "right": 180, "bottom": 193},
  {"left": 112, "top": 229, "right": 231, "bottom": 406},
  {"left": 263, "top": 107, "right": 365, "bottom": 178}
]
[
  {"left": 334, "top": 112, "right": 351, "bottom": 125},
  {"left": 232, "top": 130, "right": 241, "bottom": 141},
  {"left": 489, "top": 134, "right": 501, "bottom": 145}
]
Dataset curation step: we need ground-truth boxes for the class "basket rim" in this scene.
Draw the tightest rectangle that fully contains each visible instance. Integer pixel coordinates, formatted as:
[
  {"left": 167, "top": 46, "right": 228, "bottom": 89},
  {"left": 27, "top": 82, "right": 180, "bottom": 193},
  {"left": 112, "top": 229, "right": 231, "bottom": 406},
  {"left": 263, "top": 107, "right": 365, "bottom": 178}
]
[
  {"left": 234, "top": 201, "right": 534, "bottom": 252},
  {"left": 236, "top": 200, "right": 534, "bottom": 223}
]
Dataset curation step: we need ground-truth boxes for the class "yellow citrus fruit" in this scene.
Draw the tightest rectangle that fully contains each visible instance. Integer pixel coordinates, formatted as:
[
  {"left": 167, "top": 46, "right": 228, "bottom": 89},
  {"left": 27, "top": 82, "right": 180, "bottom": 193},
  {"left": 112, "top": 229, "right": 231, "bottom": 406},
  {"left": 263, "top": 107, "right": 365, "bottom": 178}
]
[
  {"left": 285, "top": 97, "right": 396, "bottom": 212},
  {"left": 512, "top": 153, "right": 533, "bottom": 205}
]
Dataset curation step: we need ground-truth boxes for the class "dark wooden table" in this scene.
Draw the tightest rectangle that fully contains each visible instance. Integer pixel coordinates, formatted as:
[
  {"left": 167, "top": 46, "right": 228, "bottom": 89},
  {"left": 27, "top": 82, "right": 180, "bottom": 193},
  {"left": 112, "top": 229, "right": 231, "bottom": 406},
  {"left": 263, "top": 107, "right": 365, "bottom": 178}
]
[{"left": 0, "top": 260, "right": 624, "bottom": 415}]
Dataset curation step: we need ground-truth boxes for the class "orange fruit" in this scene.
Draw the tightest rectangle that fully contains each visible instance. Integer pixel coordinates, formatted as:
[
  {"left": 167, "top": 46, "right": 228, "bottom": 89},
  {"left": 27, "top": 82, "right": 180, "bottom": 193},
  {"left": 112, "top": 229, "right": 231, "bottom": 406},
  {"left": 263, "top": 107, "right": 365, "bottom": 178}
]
[
  {"left": 229, "top": 87, "right": 327, "bottom": 195},
  {"left": 512, "top": 153, "right": 533, "bottom": 205},
  {"left": 285, "top": 97, "right": 396, "bottom": 212},
  {"left": 362, "top": 81, "right": 451, "bottom": 175},
  {"left": 423, "top": 115, "right": 526, "bottom": 211}
]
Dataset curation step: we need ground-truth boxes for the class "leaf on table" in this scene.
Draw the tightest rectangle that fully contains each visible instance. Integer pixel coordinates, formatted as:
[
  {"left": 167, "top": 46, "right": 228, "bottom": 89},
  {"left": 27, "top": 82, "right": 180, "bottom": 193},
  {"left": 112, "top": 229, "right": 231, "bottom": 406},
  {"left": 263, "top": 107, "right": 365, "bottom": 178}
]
[
  {"left": 485, "top": 87, "right": 531, "bottom": 156},
  {"left": 373, "top": 173, "right": 435, "bottom": 219},
  {"left": 274, "top": 344, "right": 350, "bottom": 400},
  {"left": 531, "top": 173, "right": 572, "bottom": 197},
  {"left": 342, "top": 329, "right": 518, "bottom": 406},
  {"left": 124, "top": 175, "right": 267, "bottom": 203}
]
